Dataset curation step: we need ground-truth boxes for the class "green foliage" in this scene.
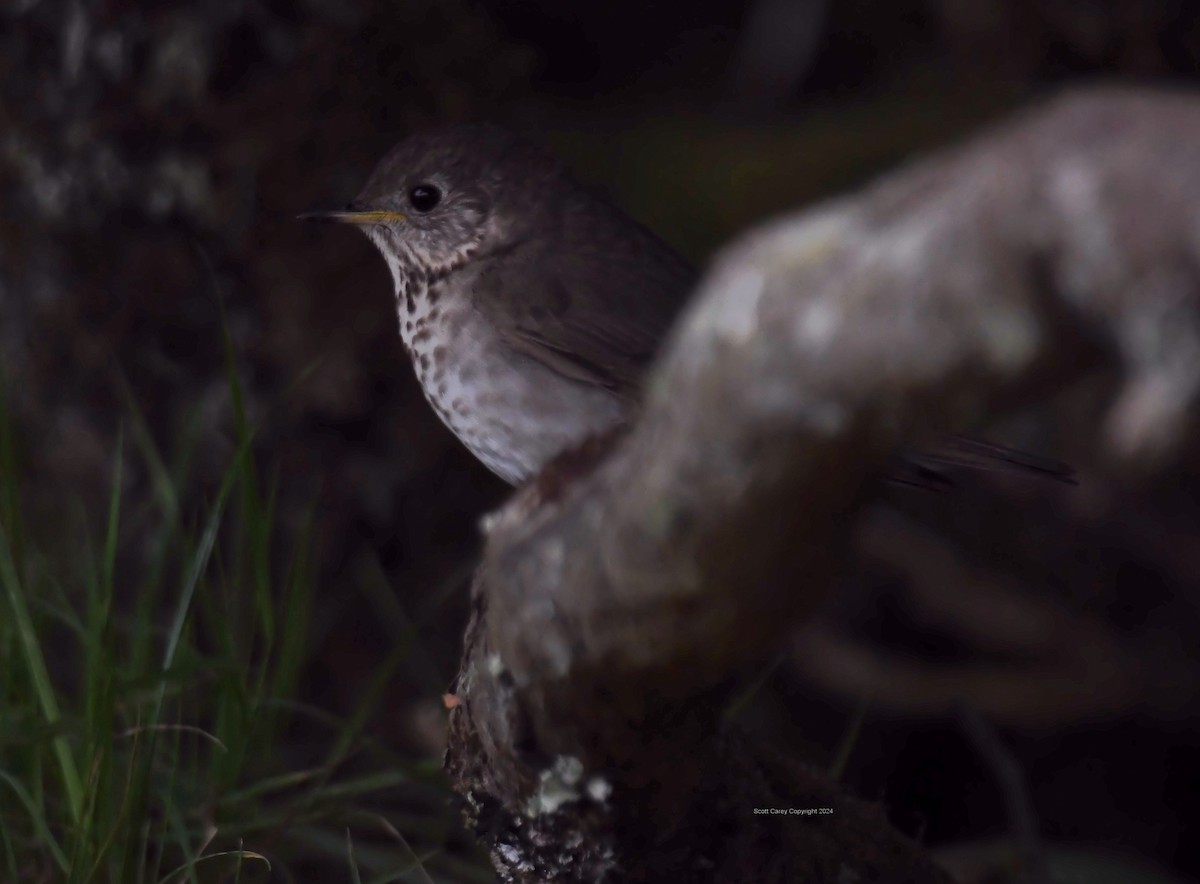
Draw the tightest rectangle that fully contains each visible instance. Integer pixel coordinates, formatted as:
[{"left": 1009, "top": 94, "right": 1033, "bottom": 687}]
[{"left": 0, "top": 346, "right": 486, "bottom": 882}]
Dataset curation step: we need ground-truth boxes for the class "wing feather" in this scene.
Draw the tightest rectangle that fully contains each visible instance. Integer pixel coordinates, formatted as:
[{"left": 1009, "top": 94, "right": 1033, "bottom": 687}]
[{"left": 469, "top": 195, "right": 698, "bottom": 397}]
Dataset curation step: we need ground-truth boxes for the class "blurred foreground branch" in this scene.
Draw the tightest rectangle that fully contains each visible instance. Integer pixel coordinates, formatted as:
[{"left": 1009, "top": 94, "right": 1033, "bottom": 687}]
[{"left": 445, "top": 89, "right": 1200, "bottom": 881}]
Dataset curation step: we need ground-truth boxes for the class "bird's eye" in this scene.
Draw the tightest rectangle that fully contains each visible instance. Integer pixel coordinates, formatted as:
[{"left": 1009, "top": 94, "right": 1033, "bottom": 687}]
[{"left": 408, "top": 184, "right": 441, "bottom": 213}]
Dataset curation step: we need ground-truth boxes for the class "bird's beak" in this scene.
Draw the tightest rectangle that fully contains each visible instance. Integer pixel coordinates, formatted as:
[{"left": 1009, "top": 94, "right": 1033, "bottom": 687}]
[{"left": 297, "top": 207, "right": 407, "bottom": 225}]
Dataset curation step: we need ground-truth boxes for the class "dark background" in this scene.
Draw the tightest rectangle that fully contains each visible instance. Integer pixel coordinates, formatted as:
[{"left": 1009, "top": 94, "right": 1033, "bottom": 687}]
[{"left": 2, "top": 0, "right": 1199, "bottom": 880}]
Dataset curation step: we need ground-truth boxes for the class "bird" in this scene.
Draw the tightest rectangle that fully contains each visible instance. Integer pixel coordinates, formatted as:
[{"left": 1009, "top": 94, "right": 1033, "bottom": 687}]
[
  {"left": 302, "top": 124, "right": 1073, "bottom": 489},
  {"left": 302, "top": 124, "right": 696, "bottom": 485}
]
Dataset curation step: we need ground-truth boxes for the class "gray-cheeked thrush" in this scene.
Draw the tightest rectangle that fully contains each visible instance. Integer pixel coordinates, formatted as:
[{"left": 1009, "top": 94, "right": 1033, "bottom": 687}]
[{"left": 304, "top": 125, "right": 696, "bottom": 485}]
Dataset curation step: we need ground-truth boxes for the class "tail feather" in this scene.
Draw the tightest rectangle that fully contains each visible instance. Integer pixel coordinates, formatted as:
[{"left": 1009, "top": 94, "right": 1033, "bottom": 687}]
[{"left": 891, "top": 436, "right": 1076, "bottom": 491}]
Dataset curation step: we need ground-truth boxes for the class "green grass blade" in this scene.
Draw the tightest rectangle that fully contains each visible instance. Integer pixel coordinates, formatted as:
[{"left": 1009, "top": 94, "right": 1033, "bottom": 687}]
[
  {"left": 374, "top": 815, "right": 437, "bottom": 884},
  {"left": 0, "top": 531, "right": 84, "bottom": 824},
  {"left": 114, "top": 370, "right": 181, "bottom": 532},
  {"left": 0, "top": 368, "right": 25, "bottom": 569},
  {"left": 0, "top": 769, "right": 70, "bottom": 873},
  {"left": 156, "top": 848, "right": 271, "bottom": 884},
  {"left": 721, "top": 650, "right": 787, "bottom": 725},
  {"left": 0, "top": 814, "right": 20, "bottom": 882},
  {"left": 347, "top": 828, "right": 364, "bottom": 884},
  {"left": 159, "top": 440, "right": 247, "bottom": 682},
  {"left": 828, "top": 691, "right": 872, "bottom": 782},
  {"left": 102, "top": 426, "right": 123, "bottom": 593}
]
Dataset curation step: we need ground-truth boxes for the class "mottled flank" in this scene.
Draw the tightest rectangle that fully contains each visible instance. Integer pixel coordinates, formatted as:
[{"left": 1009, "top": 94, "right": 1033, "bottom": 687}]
[{"left": 385, "top": 267, "right": 626, "bottom": 484}]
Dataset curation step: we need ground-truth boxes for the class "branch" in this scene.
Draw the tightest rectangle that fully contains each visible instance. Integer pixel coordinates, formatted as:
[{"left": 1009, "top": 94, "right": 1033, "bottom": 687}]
[{"left": 447, "top": 88, "right": 1200, "bottom": 881}]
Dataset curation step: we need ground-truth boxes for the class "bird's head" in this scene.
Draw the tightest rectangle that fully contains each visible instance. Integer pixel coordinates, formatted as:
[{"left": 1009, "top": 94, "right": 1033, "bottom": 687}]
[{"left": 302, "top": 124, "right": 568, "bottom": 287}]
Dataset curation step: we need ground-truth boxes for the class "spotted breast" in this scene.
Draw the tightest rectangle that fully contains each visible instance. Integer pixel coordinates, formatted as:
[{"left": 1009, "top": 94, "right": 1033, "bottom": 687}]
[{"left": 393, "top": 267, "right": 624, "bottom": 485}]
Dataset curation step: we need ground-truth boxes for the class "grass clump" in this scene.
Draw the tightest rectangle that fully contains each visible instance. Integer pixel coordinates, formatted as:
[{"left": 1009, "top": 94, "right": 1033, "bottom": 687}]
[{"left": 0, "top": 344, "right": 485, "bottom": 882}]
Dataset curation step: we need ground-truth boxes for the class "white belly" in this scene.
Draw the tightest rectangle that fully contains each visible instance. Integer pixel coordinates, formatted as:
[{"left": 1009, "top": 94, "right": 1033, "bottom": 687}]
[{"left": 396, "top": 282, "right": 624, "bottom": 485}]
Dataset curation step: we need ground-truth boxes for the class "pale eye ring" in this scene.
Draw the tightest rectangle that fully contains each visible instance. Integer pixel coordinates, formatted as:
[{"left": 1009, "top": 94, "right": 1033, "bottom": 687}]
[{"left": 408, "top": 184, "right": 441, "bottom": 213}]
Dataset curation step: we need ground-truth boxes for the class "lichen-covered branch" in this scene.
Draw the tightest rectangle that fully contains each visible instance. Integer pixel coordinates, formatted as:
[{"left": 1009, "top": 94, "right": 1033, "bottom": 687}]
[{"left": 446, "top": 89, "right": 1200, "bottom": 881}]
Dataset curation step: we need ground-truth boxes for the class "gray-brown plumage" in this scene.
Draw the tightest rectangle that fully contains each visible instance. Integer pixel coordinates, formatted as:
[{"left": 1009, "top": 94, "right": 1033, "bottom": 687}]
[{"left": 305, "top": 125, "right": 696, "bottom": 484}]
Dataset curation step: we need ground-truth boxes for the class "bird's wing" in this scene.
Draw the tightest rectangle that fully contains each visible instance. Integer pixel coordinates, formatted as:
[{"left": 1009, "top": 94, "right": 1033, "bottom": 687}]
[{"left": 468, "top": 202, "right": 698, "bottom": 398}]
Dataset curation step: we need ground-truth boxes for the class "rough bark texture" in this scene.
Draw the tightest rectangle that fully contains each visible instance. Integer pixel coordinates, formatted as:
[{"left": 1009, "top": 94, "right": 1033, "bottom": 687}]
[{"left": 445, "top": 88, "right": 1200, "bottom": 881}]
